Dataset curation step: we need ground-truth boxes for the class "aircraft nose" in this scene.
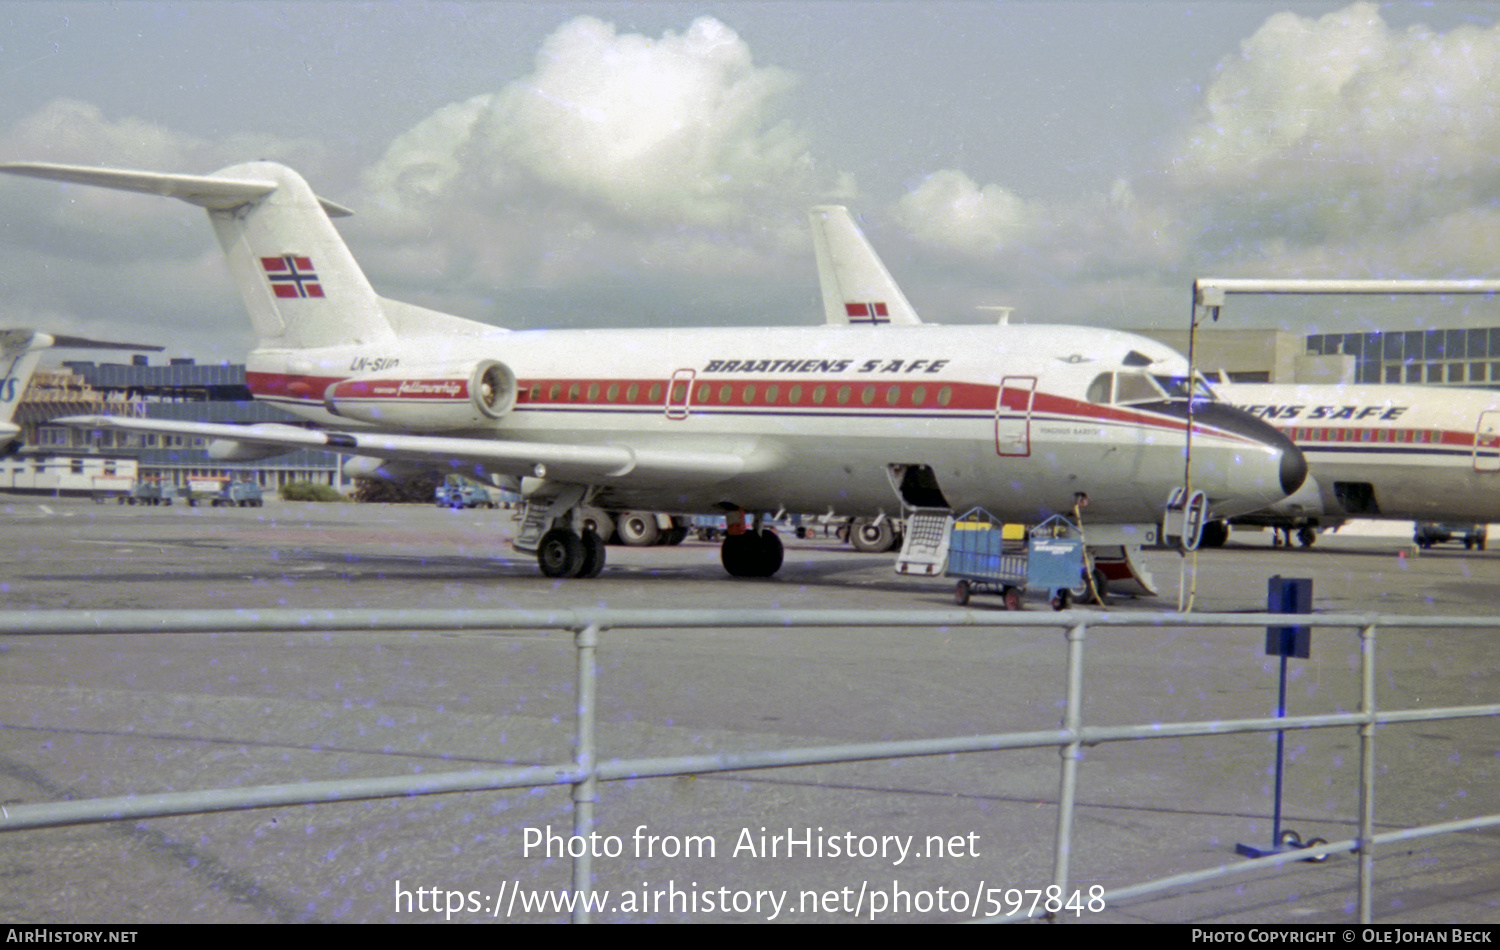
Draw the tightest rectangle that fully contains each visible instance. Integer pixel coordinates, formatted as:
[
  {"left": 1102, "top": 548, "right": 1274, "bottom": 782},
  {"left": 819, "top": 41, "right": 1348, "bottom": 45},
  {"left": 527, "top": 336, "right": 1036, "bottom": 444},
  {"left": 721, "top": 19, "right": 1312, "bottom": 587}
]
[
  {"left": 1279, "top": 432, "right": 1309, "bottom": 497},
  {"left": 1191, "top": 402, "right": 1308, "bottom": 501},
  {"left": 1138, "top": 400, "right": 1307, "bottom": 513},
  {"left": 1182, "top": 399, "right": 1302, "bottom": 492}
]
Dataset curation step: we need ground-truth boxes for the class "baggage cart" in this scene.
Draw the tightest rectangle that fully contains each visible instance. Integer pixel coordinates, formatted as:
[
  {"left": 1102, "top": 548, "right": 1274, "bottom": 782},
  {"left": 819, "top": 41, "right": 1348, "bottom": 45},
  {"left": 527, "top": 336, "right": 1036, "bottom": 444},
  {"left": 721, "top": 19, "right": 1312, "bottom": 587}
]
[
  {"left": 943, "top": 509, "right": 1094, "bottom": 610},
  {"left": 945, "top": 508, "right": 1029, "bottom": 610}
]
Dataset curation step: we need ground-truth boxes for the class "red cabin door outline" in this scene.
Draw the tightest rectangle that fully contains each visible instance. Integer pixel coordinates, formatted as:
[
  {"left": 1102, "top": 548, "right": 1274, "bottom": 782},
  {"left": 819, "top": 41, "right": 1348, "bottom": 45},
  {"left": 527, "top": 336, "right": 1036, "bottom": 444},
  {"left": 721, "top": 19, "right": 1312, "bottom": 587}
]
[
  {"left": 1476, "top": 410, "right": 1500, "bottom": 472},
  {"left": 996, "top": 376, "right": 1036, "bottom": 457},
  {"left": 665, "top": 368, "right": 696, "bottom": 420}
]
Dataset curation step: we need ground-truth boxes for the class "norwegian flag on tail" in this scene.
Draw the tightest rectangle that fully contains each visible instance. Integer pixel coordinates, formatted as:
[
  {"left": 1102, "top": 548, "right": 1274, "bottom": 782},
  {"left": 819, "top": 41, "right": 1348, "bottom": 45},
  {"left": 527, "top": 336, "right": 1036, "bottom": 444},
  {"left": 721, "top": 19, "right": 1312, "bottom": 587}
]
[
  {"left": 845, "top": 301, "right": 890, "bottom": 324},
  {"left": 261, "top": 255, "right": 325, "bottom": 299}
]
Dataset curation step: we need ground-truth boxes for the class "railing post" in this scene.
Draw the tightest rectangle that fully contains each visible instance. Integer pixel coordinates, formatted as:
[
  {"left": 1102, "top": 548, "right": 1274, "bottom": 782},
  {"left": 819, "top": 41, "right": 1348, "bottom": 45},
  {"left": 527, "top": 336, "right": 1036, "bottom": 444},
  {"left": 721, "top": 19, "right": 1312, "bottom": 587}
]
[
  {"left": 571, "top": 622, "right": 602, "bottom": 924},
  {"left": 1357, "top": 622, "right": 1377, "bottom": 924},
  {"left": 1051, "top": 619, "right": 1089, "bottom": 918}
]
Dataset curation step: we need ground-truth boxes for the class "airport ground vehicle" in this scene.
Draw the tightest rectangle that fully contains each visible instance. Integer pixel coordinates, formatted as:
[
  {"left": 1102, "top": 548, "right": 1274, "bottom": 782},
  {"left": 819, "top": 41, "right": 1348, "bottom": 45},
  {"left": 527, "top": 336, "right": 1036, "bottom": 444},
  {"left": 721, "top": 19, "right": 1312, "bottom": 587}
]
[
  {"left": 125, "top": 478, "right": 173, "bottom": 505},
  {"left": 435, "top": 478, "right": 496, "bottom": 509},
  {"left": 1413, "top": 521, "right": 1488, "bottom": 550},
  {"left": 211, "top": 478, "right": 265, "bottom": 507}
]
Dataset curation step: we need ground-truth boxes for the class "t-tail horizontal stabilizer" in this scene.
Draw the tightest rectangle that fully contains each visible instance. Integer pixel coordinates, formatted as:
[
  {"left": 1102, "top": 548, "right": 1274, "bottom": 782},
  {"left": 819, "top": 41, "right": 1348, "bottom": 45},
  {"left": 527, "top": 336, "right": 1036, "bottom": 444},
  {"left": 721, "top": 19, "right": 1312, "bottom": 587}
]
[{"left": 0, "top": 162, "right": 353, "bottom": 216}]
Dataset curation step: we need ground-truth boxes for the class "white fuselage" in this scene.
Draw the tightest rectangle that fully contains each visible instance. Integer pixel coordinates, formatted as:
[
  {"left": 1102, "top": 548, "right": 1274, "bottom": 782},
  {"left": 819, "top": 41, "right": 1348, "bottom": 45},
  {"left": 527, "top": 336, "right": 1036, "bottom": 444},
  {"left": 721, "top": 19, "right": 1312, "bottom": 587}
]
[
  {"left": 1217, "top": 382, "right": 1500, "bottom": 523},
  {"left": 247, "top": 322, "right": 1295, "bottom": 524}
]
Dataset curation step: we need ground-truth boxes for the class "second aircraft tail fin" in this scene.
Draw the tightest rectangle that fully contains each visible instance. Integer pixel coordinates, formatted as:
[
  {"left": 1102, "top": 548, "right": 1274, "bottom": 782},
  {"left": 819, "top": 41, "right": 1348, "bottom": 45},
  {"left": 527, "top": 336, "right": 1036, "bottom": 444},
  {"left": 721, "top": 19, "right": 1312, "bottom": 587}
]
[{"left": 808, "top": 205, "right": 923, "bottom": 326}]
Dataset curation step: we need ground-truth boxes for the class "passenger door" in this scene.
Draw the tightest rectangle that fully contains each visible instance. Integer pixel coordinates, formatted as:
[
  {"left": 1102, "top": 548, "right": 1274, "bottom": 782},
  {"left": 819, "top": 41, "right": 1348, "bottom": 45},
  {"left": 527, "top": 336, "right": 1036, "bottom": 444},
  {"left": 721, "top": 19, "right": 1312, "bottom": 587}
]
[
  {"left": 665, "top": 369, "right": 696, "bottom": 420},
  {"left": 1476, "top": 410, "right": 1500, "bottom": 473},
  {"left": 995, "top": 376, "right": 1036, "bottom": 457}
]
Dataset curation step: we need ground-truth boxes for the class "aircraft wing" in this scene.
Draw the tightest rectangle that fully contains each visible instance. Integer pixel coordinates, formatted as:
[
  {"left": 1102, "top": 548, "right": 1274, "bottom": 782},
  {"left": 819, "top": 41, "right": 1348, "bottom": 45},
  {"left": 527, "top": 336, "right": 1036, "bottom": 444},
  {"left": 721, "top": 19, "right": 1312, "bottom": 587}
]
[{"left": 55, "top": 415, "right": 758, "bottom": 484}]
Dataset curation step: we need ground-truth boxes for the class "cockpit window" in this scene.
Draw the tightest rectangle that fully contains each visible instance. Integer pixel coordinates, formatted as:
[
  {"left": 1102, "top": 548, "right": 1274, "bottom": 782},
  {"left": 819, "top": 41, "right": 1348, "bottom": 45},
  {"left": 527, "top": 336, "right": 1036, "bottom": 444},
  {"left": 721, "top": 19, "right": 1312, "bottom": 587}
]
[
  {"left": 1088, "top": 371, "right": 1217, "bottom": 406},
  {"left": 1114, "top": 372, "right": 1163, "bottom": 404},
  {"left": 1086, "top": 373, "right": 1112, "bottom": 404},
  {"left": 1151, "top": 374, "right": 1216, "bottom": 402}
]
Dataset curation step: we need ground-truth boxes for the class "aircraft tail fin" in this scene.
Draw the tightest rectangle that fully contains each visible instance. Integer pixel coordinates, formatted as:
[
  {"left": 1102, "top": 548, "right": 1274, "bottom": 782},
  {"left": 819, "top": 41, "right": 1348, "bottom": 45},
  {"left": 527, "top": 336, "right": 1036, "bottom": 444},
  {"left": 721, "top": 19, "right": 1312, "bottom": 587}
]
[
  {"left": 0, "top": 161, "right": 391, "bottom": 351},
  {"left": 808, "top": 205, "right": 922, "bottom": 326},
  {"left": 0, "top": 329, "right": 165, "bottom": 445},
  {"left": 0, "top": 330, "right": 50, "bottom": 439}
]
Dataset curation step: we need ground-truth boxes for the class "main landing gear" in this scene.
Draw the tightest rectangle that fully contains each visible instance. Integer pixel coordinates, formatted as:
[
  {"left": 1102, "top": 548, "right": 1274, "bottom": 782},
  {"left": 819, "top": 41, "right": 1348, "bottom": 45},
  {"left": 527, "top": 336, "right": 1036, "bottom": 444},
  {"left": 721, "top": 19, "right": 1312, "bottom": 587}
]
[
  {"left": 520, "top": 494, "right": 784, "bottom": 580},
  {"left": 537, "top": 526, "right": 605, "bottom": 578},
  {"left": 721, "top": 528, "right": 783, "bottom": 578},
  {"left": 719, "top": 509, "right": 783, "bottom": 578}
]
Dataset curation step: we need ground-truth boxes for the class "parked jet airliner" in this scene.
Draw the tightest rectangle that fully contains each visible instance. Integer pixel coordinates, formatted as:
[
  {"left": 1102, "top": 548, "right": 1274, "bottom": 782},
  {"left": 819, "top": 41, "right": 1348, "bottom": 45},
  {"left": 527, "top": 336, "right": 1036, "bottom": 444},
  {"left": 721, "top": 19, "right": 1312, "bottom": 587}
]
[
  {"left": 1, "top": 162, "right": 1303, "bottom": 580},
  {"left": 804, "top": 205, "right": 1500, "bottom": 553},
  {"left": 1207, "top": 381, "right": 1500, "bottom": 546}
]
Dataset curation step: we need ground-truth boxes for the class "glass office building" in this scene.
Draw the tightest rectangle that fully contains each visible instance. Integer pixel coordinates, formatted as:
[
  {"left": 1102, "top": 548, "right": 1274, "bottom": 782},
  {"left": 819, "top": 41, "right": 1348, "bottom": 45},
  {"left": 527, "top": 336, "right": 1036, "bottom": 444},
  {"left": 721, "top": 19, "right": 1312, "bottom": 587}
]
[{"left": 1305, "top": 327, "right": 1500, "bottom": 387}]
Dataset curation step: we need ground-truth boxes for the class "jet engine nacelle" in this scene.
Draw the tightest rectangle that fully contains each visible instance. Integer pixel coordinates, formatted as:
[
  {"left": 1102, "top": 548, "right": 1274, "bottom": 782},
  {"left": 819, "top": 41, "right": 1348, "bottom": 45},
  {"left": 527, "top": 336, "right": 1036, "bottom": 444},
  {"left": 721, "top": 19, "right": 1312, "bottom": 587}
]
[{"left": 324, "top": 359, "right": 516, "bottom": 430}]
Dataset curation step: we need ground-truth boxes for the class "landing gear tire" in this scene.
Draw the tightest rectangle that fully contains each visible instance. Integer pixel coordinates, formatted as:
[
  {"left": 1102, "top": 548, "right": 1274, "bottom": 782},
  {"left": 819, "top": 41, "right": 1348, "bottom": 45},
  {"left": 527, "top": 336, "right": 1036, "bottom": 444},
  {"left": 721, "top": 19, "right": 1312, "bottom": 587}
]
[
  {"left": 1297, "top": 526, "right": 1317, "bottom": 548},
  {"left": 1199, "top": 520, "right": 1229, "bottom": 548},
  {"left": 1078, "top": 569, "right": 1108, "bottom": 606},
  {"left": 850, "top": 518, "right": 897, "bottom": 553},
  {"left": 721, "top": 529, "right": 783, "bottom": 578},
  {"left": 579, "top": 508, "right": 615, "bottom": 545},
  {"left": 578, "top": 529, "right": 606, "bottom": 578},
  {"left": 618, "top": 512, "right": 660, "bottom": 546},
  {"left": 538, "top": 528, "right": 586, "bottom": 578}
]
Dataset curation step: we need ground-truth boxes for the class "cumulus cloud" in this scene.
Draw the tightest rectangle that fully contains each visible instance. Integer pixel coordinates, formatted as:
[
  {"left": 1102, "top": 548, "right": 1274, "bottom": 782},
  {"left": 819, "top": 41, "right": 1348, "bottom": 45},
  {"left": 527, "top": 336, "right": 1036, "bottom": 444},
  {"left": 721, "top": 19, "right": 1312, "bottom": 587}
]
[
  {"left": 1173, "top": 3, "right": 1500, "bottom": 187},
  {"left": 1167, "top": 2, "right": 1500, "bottom": 258},
  {"left": 891, "top": 170, "right": 1038, "bottom": 258},
  {"left": 358, "top": 15, "right": 849, "bottom": 308},
  {"left": 887, "top": 1, "right": 1500, "bottom": 322}
]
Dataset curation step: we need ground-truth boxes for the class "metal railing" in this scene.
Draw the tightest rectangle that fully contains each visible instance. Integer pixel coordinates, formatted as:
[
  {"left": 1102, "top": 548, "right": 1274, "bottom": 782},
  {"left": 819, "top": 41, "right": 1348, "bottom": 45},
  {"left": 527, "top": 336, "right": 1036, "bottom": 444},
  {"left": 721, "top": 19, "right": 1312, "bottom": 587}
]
[{"left": 1, "top": 607, "right": 1496, "bottom": 923}]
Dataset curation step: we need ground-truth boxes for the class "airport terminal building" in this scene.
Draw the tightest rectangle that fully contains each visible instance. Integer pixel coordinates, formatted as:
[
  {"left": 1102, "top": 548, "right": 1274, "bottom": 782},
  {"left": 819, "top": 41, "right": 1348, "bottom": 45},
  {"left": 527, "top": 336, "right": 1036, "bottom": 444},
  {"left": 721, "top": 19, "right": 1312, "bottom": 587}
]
[
  {"left": 9, "top": 355, "right": 341, "bottom": 495},
  {"left": 1145, "top": 327, "right": 1500, "bottom": 388}
]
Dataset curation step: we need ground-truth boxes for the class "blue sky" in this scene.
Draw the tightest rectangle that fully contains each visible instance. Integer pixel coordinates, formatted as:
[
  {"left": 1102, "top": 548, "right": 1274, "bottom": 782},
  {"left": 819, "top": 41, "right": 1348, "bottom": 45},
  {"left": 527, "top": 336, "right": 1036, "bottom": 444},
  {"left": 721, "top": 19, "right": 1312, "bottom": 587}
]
[{"left": 3, "top": 1, "right": 1499, "bottom": 360}]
